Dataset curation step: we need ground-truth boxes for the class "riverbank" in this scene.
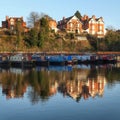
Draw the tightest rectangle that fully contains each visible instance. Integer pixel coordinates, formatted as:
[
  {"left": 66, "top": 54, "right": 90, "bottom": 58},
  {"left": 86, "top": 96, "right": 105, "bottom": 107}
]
[{"left": 1, "top": 51, "right": 120, "bottom": 55}]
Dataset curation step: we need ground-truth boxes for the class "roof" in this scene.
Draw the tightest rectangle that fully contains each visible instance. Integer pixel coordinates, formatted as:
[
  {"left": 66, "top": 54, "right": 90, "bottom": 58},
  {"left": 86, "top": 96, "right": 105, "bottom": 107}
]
[
  {"left": 58, "top": 16, "right": 73, "bottom": 25},
  {"left": 58, "top": 15, "right": 82, "bottom": 25}
]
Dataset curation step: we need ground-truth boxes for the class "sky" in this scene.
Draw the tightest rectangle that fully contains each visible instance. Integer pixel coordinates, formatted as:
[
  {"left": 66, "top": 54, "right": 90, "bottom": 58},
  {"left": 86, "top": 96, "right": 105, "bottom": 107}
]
[{"left": 0, "top": 0, "right": 120, "bottom": 29}]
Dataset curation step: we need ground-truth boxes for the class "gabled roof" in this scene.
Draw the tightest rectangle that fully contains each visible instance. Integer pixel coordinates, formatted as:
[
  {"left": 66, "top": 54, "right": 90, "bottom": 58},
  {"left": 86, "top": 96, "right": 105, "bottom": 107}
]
[
  {"left": 88, "top": 17, "right": 104, "bottom": 23},
  {"left": 58, "top": 15, "right": 82, "bottom": 25},
  {"left": 64, "top": 16, "right": 73, "bottom": 23},
  {"left": 58, "top": 16, "right": 73, "bottom": 25}
]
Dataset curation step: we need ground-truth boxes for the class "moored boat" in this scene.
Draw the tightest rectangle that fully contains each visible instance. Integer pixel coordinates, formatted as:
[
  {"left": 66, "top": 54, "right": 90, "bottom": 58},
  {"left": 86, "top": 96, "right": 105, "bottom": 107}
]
[
  {"left": 0, "top": 55, "right": 10, "bottom": 68},
  {"left": 64, "top": 55, "right": 73, "bottom": 65},
  {"left": 9, "top": 53, "right": 34, "bottom": 68},
  {"left": 48, "top": 55, "right": 66, "bottom": 66},
  {"left": 32, "top": 54, "right": 49, "bottom": 66},
  {"left": 77, "top": 54, "right": 91, "bottom": 64}
]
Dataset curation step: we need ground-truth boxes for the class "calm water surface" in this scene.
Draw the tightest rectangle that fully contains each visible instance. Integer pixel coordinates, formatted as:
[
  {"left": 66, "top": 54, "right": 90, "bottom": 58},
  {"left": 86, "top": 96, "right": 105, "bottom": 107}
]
[{"left": 0, "top": 64, "right": 120, "bottom": 120}]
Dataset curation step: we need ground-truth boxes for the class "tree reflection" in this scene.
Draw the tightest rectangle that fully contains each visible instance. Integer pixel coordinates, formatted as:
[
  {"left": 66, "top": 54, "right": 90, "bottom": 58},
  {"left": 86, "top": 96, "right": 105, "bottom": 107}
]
[
  {"left": 0, "top": 64, "right": 120, "bottom": 104},
  {"left": 27, "top": 71, "right": 50, "bottom": 104},
  {"left": 1, "top": 69, "right": 28, "bottom": 99}
]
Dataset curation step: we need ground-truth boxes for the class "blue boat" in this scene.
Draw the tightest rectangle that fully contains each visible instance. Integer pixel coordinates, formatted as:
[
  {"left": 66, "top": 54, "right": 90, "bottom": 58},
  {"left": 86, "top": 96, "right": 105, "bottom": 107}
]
[
  {"left": 48, "top": 55, "right": 66, "bottom": 66},
  {"left": 32, "top": 54, "right": 49, "bottom": 66},
  {"left": 64, "top": 55, "right": 73, "bottom": 65}
]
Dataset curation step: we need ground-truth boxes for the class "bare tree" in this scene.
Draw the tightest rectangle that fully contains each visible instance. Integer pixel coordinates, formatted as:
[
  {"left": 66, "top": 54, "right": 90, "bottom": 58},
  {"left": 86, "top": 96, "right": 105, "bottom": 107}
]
[{"left": 27, "top": 12, "right": 40, "bottom": 28}]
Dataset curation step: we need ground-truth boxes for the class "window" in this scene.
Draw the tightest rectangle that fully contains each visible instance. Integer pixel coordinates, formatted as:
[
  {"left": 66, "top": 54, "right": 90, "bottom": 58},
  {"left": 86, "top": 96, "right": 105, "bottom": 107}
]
[
  {"left": 10, "top": 19, "right": 14, "bottom": 25},
  {"left": 70, "top": 23, "right": 72, "bottom": 27},
  {"left": 10, "top": 21, "right": 14, "bottom": 25},
  {"left": 92, "top": 25, "right": 95, "bottom": 30},
  {"left": 98, "top": 25, "right": 103, "bottom": 31}
]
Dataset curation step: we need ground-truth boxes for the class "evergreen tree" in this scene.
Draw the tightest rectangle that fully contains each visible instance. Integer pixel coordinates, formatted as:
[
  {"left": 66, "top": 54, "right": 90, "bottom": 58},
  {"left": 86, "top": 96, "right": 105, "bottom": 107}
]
[
  {"left": 24, "top": 29, "right": 38, "bottom": 47},
  {"left": 37, "top": 17, "right": 49, "bottom": 48},
  {"left": 15, "top": 20, "right": 24, "bottom": 46},
  {"left": 74, "top": 10, "right": 82, "bottom": 20}
]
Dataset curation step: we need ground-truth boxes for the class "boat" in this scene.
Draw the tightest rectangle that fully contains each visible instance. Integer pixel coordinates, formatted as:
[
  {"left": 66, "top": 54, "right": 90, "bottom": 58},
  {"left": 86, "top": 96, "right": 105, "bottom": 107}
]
[
  {"left": 9, "top": 53, "right": 34, "bottom": 68},
  {"left": 0, "top": 55, "right": 10, "bottom": 68},
  {"left": 77, "top": 54, "right": 91, "bottom": 64},
  {"left": 32, "top": 54, "right": 49, "bottom": 66},
  {"left": 64, "top": 55, "right": 73, "bottom": 65},
  {"left": 48, "top": 55, "right": 66, "bottom": 66}
]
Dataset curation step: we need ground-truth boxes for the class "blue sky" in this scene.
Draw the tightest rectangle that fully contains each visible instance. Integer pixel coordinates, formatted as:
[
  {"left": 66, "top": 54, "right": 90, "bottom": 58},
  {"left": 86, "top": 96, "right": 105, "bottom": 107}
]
[{"left": 0, "top": 0, "right": 120, "bottom": 29}]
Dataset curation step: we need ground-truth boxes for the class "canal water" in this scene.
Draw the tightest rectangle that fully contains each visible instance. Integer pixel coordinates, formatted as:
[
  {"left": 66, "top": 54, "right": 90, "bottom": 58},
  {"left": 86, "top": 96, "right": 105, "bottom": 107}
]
[{"left": 0, "top": 64, "right": 120, "bottom": 120}]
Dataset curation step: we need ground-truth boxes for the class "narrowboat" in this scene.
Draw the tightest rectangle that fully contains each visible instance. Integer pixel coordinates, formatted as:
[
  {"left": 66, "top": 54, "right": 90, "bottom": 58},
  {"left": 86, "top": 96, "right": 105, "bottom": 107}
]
[
  {"left": 32, "top": 54, "right": 49, "bottom": 66},
  {"left": 9, "top": 53, "right": 34, "bottom": 68},
  {"left": 0, "top": 55, "right": 10, "bottom": 68},
  {"left": 48, "top": 55, "right": 66, "bottom": 66},
  {"left": 78, "top": 54, "right": 91, "bottom": 64}
]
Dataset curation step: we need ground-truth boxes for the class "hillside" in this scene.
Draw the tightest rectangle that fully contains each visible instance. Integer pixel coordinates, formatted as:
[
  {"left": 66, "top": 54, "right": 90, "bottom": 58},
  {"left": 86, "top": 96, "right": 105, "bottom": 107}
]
[{"left": 0, "top": 32, "right": 92, "bottom": 53}]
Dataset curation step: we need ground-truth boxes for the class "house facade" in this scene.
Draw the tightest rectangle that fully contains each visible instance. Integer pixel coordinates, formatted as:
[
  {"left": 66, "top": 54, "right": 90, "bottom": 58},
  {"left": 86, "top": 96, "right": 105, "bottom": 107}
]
[
  {"left": 2, "top": 16, "right": 28, "bottom": 33},
  {"left": 82, "top": 15, "right": 105, "bottom": 38},
  {"left": 57, "top": 15, "right": 82, "bottom": 34},
  {"left": 58, "top": 15, "right": 106, "bottom": 37}
]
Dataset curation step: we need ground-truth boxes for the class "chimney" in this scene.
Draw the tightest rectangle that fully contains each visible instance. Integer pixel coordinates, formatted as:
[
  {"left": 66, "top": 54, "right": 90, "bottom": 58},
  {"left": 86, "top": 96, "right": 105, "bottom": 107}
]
[
  {"left": 6, "top": 16, "right": 9, "bottom": 20},
  {"left": 92, "top": 15, "right": 96, "bottom": 19},
  {"left": 21, "top": 16, "right": 23, "bottom": 20},
  {"left": 63, "top": 17, "right": 66, "bottom": 20}
]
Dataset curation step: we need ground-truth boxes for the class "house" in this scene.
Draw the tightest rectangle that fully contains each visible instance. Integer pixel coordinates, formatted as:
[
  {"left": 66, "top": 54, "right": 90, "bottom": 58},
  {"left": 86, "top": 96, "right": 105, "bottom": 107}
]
[
  {"left": 2, "top": 16, "right": 28, "bottom": 33},
  {"left": 82, "top": 15, "right": 106, "bottom": 38},
  {"left": 48, "top": 19, "right": 58, "bottom": 33},
  {"left": 58, "top": 14, "right": 106, "bottom": 38},
  {"left": 57, "top": 15, "right": 82, "bottom": 34},
  {"left": 43, "top": 15, "right": 58, "bottom": 33}
]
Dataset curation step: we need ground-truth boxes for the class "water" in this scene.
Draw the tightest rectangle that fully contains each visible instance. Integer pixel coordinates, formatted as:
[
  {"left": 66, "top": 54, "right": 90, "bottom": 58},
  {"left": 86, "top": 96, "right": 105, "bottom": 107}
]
[{"left": 0, "top": 64, "right": 120, "bottom": 120}]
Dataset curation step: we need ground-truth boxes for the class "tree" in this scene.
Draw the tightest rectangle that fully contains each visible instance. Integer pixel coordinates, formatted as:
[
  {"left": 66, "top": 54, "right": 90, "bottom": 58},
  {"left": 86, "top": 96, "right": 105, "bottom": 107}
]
[
  {"left": 104, "top": 30, "right": 120, "bottom": 51},
  {"left": 24, "top": 29, "right": 38, "bottom": 47},
  {"left": 15, "top": 20, "right": 24, "bottom": 46},
  {"left": 27, "top": 12, "right": 40, "bottom": 28},
  {"left": 37, "top": 17, "right": 50, "bottom": 47},
  {"left": 74, "top": 10, "right": 82, "bottom": 20},
  {"left": 106, "top": 25, "right": 116, "bottom": 31},
  {"left": 25, "top": 12, "right": 51, "bottom": 48},
  {"left": 87, "top": 34, "right": 98, "bottom": 51}
]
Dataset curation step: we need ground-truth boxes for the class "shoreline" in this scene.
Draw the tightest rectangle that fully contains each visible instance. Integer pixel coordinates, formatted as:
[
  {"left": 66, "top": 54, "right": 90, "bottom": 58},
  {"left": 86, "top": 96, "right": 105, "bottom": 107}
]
[{"left": 0, "top": 51, "right": 120, "bottom": 55}]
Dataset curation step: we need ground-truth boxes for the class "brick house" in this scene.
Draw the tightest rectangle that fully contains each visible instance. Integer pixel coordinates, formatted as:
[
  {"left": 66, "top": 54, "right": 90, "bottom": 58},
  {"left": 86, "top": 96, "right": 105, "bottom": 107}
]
[
  {"left": 57, "top": 15, "right": 82, "bottom": 34},
  {"left": 58, "top": 14, "right": 106, "bottom": 37},
  {"left": 82, "top": 15, "right": 105, "bottom": 38},
  {"left": 48, "top": 19, "right": 58, "bottom": 32},
  {"left": 43, "top": 15, "right": 58, "bottom": 33},
  {"left": 2, "top": 16, "right": 28, "bottom": 33}
]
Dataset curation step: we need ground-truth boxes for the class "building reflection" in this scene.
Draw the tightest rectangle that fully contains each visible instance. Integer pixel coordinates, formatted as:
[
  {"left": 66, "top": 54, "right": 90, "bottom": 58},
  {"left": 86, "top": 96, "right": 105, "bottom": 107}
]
[
  {"left": 0, "top": 65, "right": 120, "bottom": 103},
  {"left": 58, "top": 74, "right": 106, "bottom": 102}
]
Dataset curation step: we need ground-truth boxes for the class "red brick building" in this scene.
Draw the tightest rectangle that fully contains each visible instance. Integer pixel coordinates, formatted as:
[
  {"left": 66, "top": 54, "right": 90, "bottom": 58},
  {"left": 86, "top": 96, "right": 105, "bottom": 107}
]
[
  {"left": 82, "top": 15, "right": 105, "bottom": 38},
  {"left": 57, "top": 15, "right": 83, "bottom": 34},
  {"left": 2, "top": 16, "right": 28, "bottom": 32},
  {"left": 58, "top": 14, "right": 106, "bottom": 37}
]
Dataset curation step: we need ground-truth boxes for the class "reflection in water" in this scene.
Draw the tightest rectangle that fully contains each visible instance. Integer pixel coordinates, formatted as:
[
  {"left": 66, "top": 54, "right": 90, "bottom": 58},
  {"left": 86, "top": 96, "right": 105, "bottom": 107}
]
[
  {"left": 0, "top": 64, "right": 120, "bottom": 104},
  {"left": 58, "top": 74, "right": 106, "bottom": 102}
]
